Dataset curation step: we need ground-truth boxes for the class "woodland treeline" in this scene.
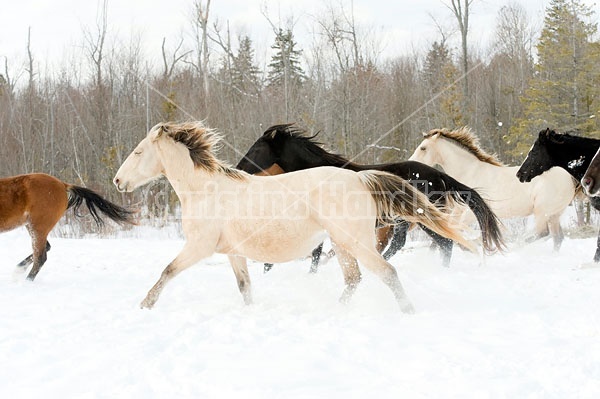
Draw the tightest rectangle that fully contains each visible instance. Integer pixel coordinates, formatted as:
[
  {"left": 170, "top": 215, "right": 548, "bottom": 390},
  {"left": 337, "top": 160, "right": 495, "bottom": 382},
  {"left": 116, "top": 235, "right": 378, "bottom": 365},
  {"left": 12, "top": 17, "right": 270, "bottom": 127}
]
[{"left": 1, "top": 0, "right": 599, "bottom": 222}]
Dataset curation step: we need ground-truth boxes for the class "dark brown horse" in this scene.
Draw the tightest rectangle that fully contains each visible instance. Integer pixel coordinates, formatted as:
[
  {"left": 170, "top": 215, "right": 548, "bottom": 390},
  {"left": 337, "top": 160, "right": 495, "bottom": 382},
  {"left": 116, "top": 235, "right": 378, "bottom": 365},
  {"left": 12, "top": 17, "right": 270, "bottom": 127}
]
[
  {"left": 583, "top": 148, "right": 600, "bottom": 196},
  {"left": 1, "top": 173, "right": 135, "bottom": 280}
]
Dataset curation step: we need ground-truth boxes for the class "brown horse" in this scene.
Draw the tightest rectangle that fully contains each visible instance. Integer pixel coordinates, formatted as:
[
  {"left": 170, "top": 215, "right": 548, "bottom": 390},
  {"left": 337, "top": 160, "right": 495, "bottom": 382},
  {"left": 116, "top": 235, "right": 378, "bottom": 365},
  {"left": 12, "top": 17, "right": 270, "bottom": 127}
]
[
  {"left": 1, "top": 173, "right": 135, "bottom": 280},
  {"left": 582, "top": 148, "right": 600, "bottom": 196}
]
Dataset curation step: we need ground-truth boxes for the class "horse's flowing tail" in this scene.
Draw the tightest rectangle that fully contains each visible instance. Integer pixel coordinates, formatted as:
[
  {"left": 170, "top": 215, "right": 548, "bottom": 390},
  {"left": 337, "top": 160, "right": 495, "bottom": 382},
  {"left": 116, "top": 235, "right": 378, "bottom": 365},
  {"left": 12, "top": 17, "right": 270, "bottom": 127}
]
[
  {"left": 441, "top": 176, "right": 506, "bottom": 254},
  {"left": 358, "top": 171, "right": 476, "bottom": 253},
  {"left": 67, "top": 185, "right": 136, "bottom": 226}
]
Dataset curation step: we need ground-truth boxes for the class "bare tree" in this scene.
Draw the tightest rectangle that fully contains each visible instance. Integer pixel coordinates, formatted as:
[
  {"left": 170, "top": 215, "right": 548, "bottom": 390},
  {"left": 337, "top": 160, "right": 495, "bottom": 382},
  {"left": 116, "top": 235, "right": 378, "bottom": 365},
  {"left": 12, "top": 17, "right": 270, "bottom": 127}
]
[
  {"left": 446, "top": 0, "right": 473, "bottom": 117},
  {"left": 82, "top": 0, "right": 111, "bottom": 183},
  {"left": 312, "top": 1, "right": 385, "bottom": 156},
  {"left": 25, "top": 27, "right": 35, "bottom": 91},
  {"left": 194, "top": 0, "right": 212, "bottom": 103},
  {"left": 84, "top": 0, "right": 108, "bottom": 88}
]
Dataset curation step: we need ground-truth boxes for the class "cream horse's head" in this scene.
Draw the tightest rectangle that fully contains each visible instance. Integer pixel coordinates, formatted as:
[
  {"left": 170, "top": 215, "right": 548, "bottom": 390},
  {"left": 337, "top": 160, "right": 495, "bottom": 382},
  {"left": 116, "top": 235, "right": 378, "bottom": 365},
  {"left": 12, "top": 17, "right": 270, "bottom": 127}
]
[
  {"left": 409, "top": 131, "right": 445, "bottom": 166},
  {"left": 114, "top": 123, "right": 165, "bottom": 192}
]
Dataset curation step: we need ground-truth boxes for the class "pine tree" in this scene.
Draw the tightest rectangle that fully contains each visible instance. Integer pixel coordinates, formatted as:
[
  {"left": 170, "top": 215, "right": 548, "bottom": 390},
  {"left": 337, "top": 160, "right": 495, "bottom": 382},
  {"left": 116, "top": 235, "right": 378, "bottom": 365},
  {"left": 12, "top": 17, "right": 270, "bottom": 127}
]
[
  {"left": 232, "top": 36, "right": 261, "bottom": 94},
  {"left": 266, "top": 28, "right": 305, "bottom": 89},
  {"left": 422, "top": 41, "right": 465, "bottom": 127},
  {"left": 506, "top": 0, "right": 600, "bottom": 157}
]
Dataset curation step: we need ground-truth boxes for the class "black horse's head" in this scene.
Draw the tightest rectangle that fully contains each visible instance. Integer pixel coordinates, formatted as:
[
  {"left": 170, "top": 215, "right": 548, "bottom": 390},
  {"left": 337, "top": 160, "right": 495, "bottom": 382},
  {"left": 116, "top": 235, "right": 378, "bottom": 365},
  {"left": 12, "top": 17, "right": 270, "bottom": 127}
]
[
  {"left": 235, "top": 124, "right": 291, "bottom": 174},
  {"left": 516, "top": 128, "right": 561, "bottom": 183},
  {"left": 236, "top": 123, "right": 323, "bottom": 174}
]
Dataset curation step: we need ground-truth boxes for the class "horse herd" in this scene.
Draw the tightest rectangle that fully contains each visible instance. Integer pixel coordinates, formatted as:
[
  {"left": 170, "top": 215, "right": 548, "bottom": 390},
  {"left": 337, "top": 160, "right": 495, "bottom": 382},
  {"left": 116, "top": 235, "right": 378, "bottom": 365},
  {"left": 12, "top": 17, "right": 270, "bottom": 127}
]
[{"left": 2, "top": 122, "right": 600, "bottom": 312}]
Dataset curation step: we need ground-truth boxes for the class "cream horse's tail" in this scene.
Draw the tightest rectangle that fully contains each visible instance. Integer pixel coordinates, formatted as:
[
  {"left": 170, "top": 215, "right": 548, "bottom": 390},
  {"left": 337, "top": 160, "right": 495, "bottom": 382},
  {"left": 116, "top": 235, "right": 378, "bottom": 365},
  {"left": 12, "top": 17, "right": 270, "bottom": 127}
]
[{"left": 358, "top": 170, "right": 476, "bottom": 253}]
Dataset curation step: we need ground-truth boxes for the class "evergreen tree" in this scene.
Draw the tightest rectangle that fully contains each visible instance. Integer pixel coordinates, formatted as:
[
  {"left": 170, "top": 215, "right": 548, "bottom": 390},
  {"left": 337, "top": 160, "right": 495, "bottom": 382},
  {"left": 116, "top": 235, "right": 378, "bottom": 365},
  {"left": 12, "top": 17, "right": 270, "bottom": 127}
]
[
  {"left": 506, "top": 0, "right": 600, "bottom": 157},
  {"left": 422, "top": 41, "right": 465, "bottom": 127},
  {"left": 266, "top": 28, "right": 305, "bottom": 89},
  {"left": 232, "top": 36, "right": 261, "bottom": 94}
]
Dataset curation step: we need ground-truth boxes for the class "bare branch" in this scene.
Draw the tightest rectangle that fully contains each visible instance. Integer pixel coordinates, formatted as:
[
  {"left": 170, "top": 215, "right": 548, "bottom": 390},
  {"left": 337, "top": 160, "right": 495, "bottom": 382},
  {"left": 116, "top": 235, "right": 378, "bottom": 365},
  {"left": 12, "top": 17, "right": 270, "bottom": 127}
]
[
  {"left": 161, "top": 37, "right": 192, "bottom": 80},
  {"left": 366, "top": 144, "right": 406, "bottom": 153},
  {"left": 25, "top": 27, "right": 35, "bottom": 90}
]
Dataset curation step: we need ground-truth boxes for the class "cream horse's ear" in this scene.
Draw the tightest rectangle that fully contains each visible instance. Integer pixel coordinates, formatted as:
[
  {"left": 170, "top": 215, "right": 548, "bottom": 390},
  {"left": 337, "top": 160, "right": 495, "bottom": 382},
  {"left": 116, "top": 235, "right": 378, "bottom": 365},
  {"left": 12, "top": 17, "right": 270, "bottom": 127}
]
[
  {"left": 150, "top": 123, "right": 168, "bottom": 142},
  {"left": 422, "top": 129, "right": 442, "bottom": 139}
]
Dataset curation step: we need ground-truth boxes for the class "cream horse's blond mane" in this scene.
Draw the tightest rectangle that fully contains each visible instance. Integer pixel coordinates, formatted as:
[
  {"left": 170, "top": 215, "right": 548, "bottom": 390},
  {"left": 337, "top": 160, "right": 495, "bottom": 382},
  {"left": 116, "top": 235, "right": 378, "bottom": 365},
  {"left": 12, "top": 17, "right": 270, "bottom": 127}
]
[
  {"left": 155, "top": 121, "right": 247, "bottom": 180},
  {"left": 425, "top": 127, "right": 505, "bottom": 167}
]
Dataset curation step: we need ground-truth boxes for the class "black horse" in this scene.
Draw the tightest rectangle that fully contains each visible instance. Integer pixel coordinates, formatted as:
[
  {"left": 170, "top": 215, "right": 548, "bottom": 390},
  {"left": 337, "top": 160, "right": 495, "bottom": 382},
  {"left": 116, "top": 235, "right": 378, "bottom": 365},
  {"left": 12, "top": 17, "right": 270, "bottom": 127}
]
[
  {"left": 237, "top": 124, "right": 504, "bottom": 271},
  {"left": 517, "top": 128, "right": 600, "bottom": 263}
]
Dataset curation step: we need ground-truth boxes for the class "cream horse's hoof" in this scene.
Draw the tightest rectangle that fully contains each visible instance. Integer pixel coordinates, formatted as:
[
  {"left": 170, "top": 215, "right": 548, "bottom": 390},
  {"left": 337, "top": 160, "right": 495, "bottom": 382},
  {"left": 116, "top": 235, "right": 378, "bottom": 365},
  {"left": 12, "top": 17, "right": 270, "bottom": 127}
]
[
  {"left": 576, "top": 261, "right": 600, "bottom": 270},
  {"left": 399, "top": 299, "right": 415, "bottom": 314},
  {"left": 140, "top": 294, "right": 157, "bottom": 309}
]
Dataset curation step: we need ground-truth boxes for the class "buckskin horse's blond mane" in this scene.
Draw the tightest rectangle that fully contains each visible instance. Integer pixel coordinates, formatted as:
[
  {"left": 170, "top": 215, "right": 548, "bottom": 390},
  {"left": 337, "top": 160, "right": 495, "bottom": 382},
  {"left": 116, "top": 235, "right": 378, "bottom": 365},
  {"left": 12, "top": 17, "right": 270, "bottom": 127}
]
[
  {"left": 424, "top": 127, "right": 505, "bottom": 167},
  {"left": 156, "top": 121, "right": 247, "bottom": 180}
]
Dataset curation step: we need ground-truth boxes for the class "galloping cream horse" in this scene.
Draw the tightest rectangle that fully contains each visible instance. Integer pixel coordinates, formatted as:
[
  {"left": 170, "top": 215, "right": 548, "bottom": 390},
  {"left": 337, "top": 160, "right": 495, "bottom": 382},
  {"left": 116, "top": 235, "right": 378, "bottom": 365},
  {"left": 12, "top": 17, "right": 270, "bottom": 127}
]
[
  {"left": 114, "top": 122, "right": 474, "bottom": 312},
  {"left": 410, "top": 127, "right": 576, "bottom": 250}
]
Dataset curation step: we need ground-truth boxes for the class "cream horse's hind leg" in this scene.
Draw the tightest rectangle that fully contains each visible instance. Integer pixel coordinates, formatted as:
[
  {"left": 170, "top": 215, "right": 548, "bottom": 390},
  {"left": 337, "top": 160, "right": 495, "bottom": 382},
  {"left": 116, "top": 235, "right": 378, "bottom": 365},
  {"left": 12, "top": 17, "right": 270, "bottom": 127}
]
[
  {"left": 350, "top": 245, "right": 415, "bottom": 313},
  {"left": 228, "top": 255, "right": 252, "bottom": 305},
  {"left": 141, "top": 241, "right": 215, "bottom": 309},
  {"left": 331, "top": 242, "right": 362, "bottom": 304},
  {"left": 529, "top": 212, "right": 564, "bottom": 251},
  {"left": 526, "top": 214, "right": 550, "bottom": 243},
  {"left": 328, "top": 225, "right": 414, "bottom": 313},
  {"left": 548, "top": 214, "right": 564, "bottom": 251}
]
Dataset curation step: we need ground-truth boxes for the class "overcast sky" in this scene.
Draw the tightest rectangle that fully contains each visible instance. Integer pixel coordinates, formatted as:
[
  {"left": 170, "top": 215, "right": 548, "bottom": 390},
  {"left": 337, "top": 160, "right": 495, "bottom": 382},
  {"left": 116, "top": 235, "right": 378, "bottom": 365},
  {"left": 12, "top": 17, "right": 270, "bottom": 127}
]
[{"left": 0, "top": 0, "right": 598, "bottom": 77}]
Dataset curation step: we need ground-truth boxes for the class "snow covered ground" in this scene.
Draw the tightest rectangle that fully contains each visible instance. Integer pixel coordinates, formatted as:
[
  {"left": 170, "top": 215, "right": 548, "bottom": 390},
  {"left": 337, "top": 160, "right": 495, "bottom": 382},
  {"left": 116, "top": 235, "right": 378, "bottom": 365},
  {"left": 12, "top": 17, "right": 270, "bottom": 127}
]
[{"left": 1, "top": 227, "right": 600, "bottom": 398}]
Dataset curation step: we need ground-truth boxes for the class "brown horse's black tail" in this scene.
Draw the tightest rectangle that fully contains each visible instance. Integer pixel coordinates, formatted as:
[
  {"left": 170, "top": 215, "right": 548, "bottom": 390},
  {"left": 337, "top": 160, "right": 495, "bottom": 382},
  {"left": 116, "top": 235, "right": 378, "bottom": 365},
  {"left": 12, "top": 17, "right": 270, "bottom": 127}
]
[
  {"left": 67, "top": 185, "right": 135, "bottom": 227},
  {"left": 442, "top": 176, "right": 506, "bottom": 255}
]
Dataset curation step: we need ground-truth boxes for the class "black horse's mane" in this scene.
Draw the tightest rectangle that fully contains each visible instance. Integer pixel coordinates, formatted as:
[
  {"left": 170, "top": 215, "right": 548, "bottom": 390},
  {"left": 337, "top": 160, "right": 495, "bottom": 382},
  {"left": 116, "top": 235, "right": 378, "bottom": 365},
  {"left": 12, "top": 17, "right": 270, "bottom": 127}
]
[
  {"left": 545, "top": 128, "right": 599, "bottom": 145},
  {"left": 265, "top": 124, "right": 362, "bottom": 169}
]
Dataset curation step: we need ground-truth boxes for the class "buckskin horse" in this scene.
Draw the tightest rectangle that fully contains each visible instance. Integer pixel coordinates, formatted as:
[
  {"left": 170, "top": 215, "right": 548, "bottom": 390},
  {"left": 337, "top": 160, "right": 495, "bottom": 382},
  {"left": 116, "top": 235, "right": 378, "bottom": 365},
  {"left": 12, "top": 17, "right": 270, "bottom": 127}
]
[
  {"left": 113, "top": 121, "right": 477, "bottom": 312},
  {"left": 410, "top": 127, "right": 576, "bottom": 251}
]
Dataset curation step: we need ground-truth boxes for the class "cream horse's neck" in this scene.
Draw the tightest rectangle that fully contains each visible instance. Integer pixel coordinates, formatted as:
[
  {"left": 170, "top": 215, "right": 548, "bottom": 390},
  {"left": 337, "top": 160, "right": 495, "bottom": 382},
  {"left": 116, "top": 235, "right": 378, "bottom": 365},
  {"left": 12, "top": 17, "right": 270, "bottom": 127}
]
[
  {"left": 436, "top": 139, "right": 498, "bottom": 185},
  {"left": 155, "top": 138, "right": 233, "bottom": 204}
]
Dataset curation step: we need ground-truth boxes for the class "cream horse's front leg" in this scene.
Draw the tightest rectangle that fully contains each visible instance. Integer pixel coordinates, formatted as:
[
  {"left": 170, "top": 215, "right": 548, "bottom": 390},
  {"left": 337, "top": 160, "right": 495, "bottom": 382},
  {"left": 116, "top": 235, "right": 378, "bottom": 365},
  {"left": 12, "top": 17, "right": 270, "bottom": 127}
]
[{"left": 141, "top": 241, "right": 215, "bottom": 309}]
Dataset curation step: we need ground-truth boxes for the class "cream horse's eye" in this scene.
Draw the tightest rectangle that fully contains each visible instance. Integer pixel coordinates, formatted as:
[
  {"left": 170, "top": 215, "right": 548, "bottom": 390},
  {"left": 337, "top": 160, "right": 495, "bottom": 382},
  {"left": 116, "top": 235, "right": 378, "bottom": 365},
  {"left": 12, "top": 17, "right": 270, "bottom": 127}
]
[
  {"left": 420, "top": 146, "right": 426, "bottom": 151},
  {"left": 134, "top": 150, "right": 143, "bottom": 155}
]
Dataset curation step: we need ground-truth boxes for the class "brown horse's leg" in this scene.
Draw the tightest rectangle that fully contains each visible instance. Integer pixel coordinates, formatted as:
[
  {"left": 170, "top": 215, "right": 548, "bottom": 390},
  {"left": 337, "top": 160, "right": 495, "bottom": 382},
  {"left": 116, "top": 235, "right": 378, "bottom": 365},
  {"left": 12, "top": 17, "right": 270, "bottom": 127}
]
[
  {"left": 17, "top": 241, "right": 51, "bottom": 268},
  {"left": 25, "top": 228, "right": 50, "bottom": 281},
  {"left": 332, "top": 243, "right": 362, "bottom": 304},
  {"left": 141, "top": 241, "right": 214, "bottom": 309},
  {"left": 22, "top": 174, "right": 68, "bottom": 279},
  {"left": 376, "top": 226, "right": 392, "bottom": 253},
  {"left": 227, "top": 255, "right": 252, "bottom": 305},
  {"left": 308, "top": 242, "right": 324, "bottom": 273},
  {"left": 382, "top": 220, "right": 410, "bottom": 261}
]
